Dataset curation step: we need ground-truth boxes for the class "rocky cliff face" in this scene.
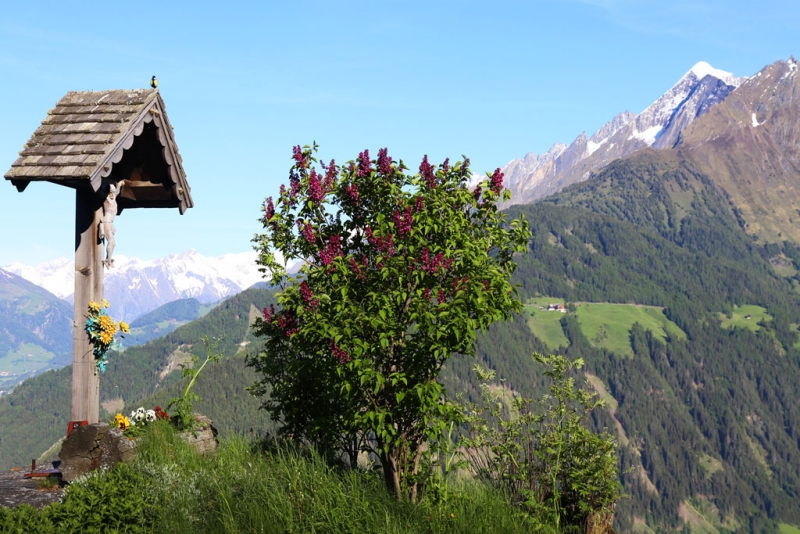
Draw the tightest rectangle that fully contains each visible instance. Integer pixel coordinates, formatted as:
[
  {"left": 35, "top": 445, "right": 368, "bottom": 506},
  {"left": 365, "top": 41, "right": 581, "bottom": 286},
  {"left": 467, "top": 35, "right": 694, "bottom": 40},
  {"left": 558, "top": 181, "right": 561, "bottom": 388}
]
[
  {"left": 502, "top": 61, "right": 741, "bottom": 206},
  {"left": 676, "top": 57, "right": 800, "bottom": 243}
]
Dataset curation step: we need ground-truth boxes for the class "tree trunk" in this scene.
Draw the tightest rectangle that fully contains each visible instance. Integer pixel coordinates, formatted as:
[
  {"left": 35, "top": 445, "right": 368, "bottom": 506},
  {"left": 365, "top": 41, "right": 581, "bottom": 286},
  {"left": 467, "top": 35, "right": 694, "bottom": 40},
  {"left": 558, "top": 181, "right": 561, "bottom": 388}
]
[{"left": 380, "top": 450, "right": 401, "bottom": 501}]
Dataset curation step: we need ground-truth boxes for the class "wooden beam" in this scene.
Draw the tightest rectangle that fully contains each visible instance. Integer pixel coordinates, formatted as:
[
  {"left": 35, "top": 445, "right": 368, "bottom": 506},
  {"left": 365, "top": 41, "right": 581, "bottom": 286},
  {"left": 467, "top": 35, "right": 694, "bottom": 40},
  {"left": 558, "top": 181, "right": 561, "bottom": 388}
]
[{"left": 71, "top": 188, "right": 104, "bottom": 424}]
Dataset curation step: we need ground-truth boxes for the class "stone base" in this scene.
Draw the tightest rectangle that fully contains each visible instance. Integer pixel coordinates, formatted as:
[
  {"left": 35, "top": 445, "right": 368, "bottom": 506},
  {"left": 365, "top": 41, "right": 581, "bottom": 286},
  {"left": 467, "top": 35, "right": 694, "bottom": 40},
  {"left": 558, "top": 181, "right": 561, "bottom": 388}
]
[
  {"left": 58, "top": 414, "right": 218, "bottom": 482},
  {"left": 58, "top": 423, "right": 137, "bottom": 483}
]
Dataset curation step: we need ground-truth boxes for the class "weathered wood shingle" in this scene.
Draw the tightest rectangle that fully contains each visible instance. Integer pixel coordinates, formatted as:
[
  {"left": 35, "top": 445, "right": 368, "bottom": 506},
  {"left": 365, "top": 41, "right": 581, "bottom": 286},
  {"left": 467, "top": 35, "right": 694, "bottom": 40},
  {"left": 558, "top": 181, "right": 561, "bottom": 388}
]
[{"left": 5, "top": 89, "right": 193, "bottom": 213}]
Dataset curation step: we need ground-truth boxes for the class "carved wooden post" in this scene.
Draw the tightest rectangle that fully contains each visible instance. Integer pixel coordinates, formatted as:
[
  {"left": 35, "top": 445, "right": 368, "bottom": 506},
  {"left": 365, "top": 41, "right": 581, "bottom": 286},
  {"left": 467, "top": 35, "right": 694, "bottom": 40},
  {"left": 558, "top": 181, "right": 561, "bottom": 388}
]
[
  {"left": 71, "top": 188, "right": 105, "bottom": 424},
  {"left": 4, "top": 88, "right": 193, "bottom": 435}
]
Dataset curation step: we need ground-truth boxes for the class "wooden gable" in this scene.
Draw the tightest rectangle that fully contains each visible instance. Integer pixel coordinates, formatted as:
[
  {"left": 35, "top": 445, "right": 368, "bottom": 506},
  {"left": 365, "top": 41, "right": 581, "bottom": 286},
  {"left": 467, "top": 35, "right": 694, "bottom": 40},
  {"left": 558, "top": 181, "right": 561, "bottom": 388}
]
[{"left": 4, "top": 89, "right": 193, "bottom": 214}]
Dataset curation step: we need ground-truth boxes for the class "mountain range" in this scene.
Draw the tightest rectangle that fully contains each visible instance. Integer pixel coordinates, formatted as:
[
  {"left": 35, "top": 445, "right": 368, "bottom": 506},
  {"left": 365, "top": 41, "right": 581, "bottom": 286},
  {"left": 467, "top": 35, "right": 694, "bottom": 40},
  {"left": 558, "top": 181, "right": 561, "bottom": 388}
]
[
  {"left": 502, "top": 57, "right": 800, "bottom": 246},
  {"left": 3, "top": 249, "right": 266, "bottom": 322}
]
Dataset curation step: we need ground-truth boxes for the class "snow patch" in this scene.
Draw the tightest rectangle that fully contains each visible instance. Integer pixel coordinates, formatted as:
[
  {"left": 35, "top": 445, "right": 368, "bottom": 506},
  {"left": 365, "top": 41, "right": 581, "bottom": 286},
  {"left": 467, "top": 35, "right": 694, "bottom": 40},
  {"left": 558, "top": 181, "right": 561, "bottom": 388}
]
[
  {"left": 586, "top": 137, "right": 607, "bottom": 156},
  {"left": 629, "top": 125, "right": 662, "bottom": 146},
  {"left": 751, "top": 112, "right": 761, "bottom": 128}
]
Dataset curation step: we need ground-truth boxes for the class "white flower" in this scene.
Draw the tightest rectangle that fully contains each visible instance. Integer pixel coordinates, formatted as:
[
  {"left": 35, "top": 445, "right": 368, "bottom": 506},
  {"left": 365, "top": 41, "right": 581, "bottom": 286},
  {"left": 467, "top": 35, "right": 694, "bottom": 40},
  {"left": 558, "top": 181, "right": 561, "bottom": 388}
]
[
  {"left": 135, "top": 407, "right": 145, "bottom": 422},
  {"left": 145, "top": 410, "right": 156, "bottom": 423},
  {"left": 130, "top": 411, "right": 137, "bottom": 419}
]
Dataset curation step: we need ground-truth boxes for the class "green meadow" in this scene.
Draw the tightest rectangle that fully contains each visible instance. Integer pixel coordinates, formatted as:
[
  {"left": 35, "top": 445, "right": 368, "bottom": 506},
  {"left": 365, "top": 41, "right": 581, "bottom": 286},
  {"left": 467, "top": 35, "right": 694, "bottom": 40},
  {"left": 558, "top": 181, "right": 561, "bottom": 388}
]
[
  {"left": 523, "top": 297, "right": 570, "bottom": 350},
  {"left": 718, "top": 304, "right": 773, "bottom": 332},
  {"left": 525, "top": 298, "right": 686, "bottom": 357},
  {"left": 576, "top": 303, "right": 686, "bottom": 357},
  {"left": 0, "top": 343, "right": 54, "bottom": 375}
]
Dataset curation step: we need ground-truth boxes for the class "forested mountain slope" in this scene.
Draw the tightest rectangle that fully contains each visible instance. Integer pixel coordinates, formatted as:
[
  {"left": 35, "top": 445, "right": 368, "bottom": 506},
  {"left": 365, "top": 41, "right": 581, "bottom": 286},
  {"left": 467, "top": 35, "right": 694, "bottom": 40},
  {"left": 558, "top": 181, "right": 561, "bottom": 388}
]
[
  {"left": 502, "top": 151, "right": 800, "bottom": 532},
  {"left": 0, "top": 287, "right": 276, "bottom": 470}
]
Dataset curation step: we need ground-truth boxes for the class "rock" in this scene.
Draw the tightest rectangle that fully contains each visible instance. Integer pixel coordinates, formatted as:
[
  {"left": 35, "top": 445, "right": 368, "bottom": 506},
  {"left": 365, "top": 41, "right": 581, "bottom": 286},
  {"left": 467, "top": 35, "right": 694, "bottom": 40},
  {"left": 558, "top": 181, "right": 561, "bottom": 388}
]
[
  {"left": 178, "top": 414, "right": 218, "bottom": 455},
  {"left": 58, "top": 423, "right": 138, "bottom": 483},
  {"left": 58, "top": 415, "right": 218, "bottom": 482}
]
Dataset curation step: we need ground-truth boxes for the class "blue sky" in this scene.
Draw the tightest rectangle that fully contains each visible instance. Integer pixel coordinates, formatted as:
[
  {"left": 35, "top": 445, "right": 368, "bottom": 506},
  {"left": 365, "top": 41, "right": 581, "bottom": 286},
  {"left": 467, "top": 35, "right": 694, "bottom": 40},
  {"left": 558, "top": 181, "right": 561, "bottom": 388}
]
[{"left": 1, "top": 0, "right": 797, "bottom": 265}]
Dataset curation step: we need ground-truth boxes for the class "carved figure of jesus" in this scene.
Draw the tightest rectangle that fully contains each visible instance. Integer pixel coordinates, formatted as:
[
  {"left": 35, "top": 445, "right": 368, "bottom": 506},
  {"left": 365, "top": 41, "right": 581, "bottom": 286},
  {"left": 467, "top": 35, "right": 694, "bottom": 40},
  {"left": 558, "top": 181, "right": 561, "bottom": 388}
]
[{"left": 99, "top": 181, "right": 123, "bottom": 268}]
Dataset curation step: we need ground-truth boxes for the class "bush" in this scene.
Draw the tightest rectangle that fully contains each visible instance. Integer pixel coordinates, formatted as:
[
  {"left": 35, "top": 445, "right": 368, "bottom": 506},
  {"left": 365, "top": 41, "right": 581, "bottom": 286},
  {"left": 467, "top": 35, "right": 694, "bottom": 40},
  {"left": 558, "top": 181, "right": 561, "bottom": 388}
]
[
  {"left": 462, "top": 353, "right": 621, "bottom": 532},
  {"left": 0, "top": 462, "right": 157, "bottom": 534}
]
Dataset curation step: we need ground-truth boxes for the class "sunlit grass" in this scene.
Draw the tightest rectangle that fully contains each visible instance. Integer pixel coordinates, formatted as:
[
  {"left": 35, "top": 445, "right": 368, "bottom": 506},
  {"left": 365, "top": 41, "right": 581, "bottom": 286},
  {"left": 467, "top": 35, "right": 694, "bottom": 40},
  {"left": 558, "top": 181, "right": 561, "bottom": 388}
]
[
  {"left": 718, "top": 304, "right": 772, "bottom": 332},
  {"left": 131, "top": 424, "right": 541, "bottom": 533},
  {"left": 575, "top": 303, "right": 685, "bottom": 357}
]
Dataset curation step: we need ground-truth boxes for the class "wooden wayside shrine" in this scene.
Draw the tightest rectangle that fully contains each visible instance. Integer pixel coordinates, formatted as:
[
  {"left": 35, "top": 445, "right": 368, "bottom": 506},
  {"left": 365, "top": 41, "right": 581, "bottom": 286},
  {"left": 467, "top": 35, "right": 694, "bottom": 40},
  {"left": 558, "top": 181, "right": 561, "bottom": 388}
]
[{"left": 4, "top": 88, "right": 193, "bottom": 430}]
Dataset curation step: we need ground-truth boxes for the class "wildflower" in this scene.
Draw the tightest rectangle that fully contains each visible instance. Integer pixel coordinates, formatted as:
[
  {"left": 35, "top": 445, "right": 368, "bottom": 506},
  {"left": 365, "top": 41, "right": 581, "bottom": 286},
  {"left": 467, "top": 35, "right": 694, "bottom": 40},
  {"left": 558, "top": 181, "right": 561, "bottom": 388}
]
[
  {"left": 102, "top": 299, "right": 110, "bottom": 309},
  {"left": 113, "top": 413, "right": 131, "bottom": 431},
  {"left": 145, "top": 410, "right": 156, "bottom": 423},
  {"left": 88, "top": 301, "right": 101, "bottom": 314},
  {"left": 119, "top": 321, "right": 130, "bottom": 334}
]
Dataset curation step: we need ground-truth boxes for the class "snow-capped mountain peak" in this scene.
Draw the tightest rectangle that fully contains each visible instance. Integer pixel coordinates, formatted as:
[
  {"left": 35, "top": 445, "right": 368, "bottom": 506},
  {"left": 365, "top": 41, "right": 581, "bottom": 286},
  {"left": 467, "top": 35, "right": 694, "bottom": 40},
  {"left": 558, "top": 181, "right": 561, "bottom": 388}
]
[
  {"left": 500, "top": 60, "right": 743, "bottom": 206},
  {"left": 3, "top": 250, "right": 268, "bottom": 321},
  {"left": 688, "top": 61, "right": 741, "bottom": 87}
]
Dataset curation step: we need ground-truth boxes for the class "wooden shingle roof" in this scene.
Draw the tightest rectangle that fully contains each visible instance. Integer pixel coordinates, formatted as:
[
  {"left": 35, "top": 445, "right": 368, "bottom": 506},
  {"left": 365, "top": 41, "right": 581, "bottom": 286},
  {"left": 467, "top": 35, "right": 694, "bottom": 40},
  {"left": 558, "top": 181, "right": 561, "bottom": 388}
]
[{"left": 5, "top": 88, "right": 193, "bottom": 214}]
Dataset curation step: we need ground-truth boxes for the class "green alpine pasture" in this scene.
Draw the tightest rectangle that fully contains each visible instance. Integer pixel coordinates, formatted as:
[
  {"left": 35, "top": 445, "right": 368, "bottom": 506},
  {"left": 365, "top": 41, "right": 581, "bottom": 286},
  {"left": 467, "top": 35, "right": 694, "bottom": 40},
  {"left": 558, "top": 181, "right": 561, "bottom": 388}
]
[
  {"left": 525, "top": 298, "right": 685, "bottom": 357},
  {"left": 0, "top": 343, "right": 54, "bottom": 375},
  {"left": 718, "top": 304, "right": 773, "bottom": 332},
  {"left": 780, "top": 523, "right": 800, "bottom": 534},
  {"left": 523, "top": 297, "right": 570, "bottom": 350}
]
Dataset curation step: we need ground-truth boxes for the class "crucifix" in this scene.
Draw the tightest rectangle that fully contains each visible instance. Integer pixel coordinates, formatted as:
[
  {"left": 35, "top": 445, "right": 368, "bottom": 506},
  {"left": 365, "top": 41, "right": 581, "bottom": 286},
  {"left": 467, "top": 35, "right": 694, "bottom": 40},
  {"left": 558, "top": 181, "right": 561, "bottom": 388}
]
[{"left": 4, "top": 88, "right": 193, "bottom": 430}]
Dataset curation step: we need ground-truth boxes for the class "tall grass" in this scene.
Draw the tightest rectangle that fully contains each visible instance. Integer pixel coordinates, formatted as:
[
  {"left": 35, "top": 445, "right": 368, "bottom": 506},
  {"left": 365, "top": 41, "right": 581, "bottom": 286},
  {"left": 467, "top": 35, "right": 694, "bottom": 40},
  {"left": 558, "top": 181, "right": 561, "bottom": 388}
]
[
  {"left": 132, "top": 421, "right": 542, "bottom": 533},
  {"left": 0, "top": 422, "right": 547, "bottom": 532}
]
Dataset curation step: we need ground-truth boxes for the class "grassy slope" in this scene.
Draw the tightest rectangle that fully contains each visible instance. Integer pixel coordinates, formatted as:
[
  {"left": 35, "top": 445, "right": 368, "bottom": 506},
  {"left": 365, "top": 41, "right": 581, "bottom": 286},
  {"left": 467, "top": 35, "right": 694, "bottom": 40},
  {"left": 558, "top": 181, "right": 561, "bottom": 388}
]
[
  {"left": 525, "top": 298, "right": 686, "bottom": 356},
  {"left": 718, "top": 304, "right": 772, "bottom": 332}
]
